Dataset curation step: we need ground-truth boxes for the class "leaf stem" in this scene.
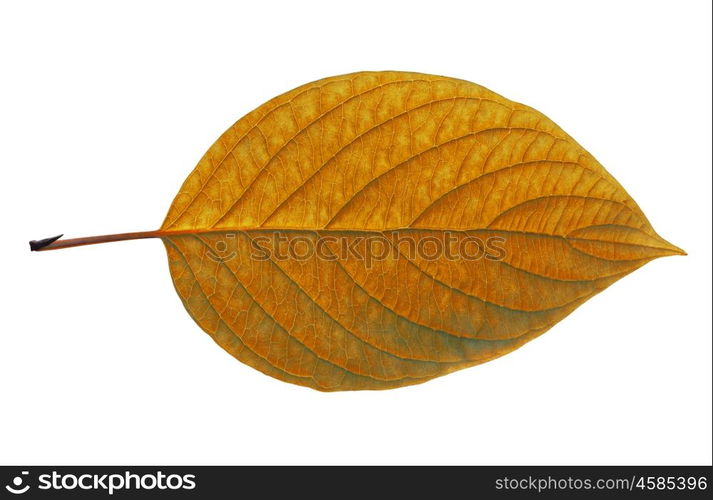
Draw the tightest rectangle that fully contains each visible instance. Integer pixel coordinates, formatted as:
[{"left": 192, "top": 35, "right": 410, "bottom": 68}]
[{"left": 29, "top": 230, "right": 163, "bottom": 251}]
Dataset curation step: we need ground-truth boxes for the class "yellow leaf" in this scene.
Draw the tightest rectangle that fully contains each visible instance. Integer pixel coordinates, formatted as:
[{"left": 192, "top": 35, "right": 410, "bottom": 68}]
[{"left": 32, "top": 71, "right": 684, "bottom": 391}]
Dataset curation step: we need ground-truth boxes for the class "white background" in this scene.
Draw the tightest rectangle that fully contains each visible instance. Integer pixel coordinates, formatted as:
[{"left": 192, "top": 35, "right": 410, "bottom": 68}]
[{"left": 1, "top": 0, "right": 710, "bottom": 465}]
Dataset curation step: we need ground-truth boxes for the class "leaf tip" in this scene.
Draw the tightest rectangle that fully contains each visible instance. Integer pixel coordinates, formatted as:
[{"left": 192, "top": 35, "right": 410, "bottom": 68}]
[
  {"left": 659, "top": 237, "right": 686, "bottom": 257},
  {"left": 29, "top": 234, "right": 63, "bottom": 251}
]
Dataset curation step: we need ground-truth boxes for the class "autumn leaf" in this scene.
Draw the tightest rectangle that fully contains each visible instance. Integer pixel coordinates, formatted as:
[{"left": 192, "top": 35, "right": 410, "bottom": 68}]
[{"left": 31, "top": 71, "right": 684, "bottom": 391}]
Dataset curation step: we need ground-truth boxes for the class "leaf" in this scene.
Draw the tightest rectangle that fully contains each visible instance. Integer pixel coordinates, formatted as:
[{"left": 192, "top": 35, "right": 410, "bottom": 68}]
[{"left": 32, "top": 71, "right": 684, "bottom": 391}]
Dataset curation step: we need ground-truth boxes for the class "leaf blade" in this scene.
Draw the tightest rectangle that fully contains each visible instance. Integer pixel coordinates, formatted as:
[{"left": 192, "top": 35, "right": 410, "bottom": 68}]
[{"left": 161, "top": 71, "right": 682, "bottom": 390}]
